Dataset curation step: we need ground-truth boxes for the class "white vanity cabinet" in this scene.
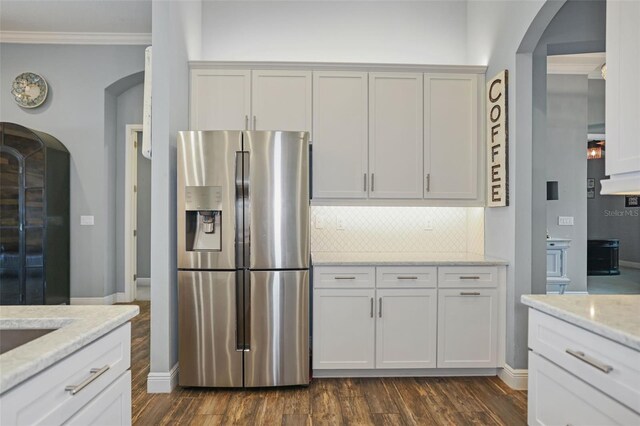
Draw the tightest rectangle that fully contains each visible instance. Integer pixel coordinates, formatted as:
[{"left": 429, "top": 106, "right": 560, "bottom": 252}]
[
  {"left": 0, "top": 323, "right": 132, "bottom": 426},
  {"left": 313, "top": 264, "right": 505, "bottom": 376},
  {"left": 602, "top": 0, "right": 640, "bottom": 194}
]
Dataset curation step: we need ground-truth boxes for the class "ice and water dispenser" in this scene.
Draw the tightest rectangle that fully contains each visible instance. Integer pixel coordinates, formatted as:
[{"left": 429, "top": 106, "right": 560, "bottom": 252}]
[{"left": 184, "top": 186, "right": 223, "bottom": 251}]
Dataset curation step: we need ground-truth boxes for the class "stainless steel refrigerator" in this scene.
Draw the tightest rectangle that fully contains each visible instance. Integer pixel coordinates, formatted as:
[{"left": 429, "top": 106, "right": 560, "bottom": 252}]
[{"left": 177, "top": 130, "right": 310, "bottom": 388}]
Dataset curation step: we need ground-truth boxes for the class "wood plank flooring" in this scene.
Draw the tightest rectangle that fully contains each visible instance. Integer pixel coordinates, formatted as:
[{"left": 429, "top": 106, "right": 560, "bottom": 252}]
[{"left": 129, "top": 301, "right": 527, "bottom": 425}]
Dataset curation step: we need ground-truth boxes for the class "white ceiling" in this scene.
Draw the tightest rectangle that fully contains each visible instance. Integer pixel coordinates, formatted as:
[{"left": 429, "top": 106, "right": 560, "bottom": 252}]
[
  {"left": 547, "top": 52, "right": 606, "bottom": 79},
  {"left": 0, "top": 0, "right": 151, "bottom": 33}
]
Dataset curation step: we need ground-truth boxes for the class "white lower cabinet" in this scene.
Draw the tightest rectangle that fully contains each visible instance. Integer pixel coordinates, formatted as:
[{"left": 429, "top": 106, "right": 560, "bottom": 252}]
[
  {"left": 313, "top": 265, "right": 504, "bottom": 374},
  {"left": 65, "top": 370, "right": 132, "bottom": 426},
  {"left": 528, "top": 352, "right": 640, "bottom": 426},
  {"left": 313, "top": 289, "right": 375, "bottom": 369},
  {"left": 376, "top": 289, "right": 437, "bottom": 369},
  {"left": 437, "top": 288, "right": 498, "bottom": 368}
]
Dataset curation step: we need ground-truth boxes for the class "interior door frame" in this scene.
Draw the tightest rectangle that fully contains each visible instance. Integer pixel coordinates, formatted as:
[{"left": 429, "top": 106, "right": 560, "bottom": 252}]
[{"left": 124, "top": 124, "right": 143, "bottom": 303}]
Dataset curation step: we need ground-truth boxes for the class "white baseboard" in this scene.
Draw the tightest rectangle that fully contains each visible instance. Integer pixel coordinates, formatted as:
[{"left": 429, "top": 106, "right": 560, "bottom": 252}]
[
  {"left": 313, "top": 368, "right": 498, "bottom": 378},
  {"left": 70, "top": 294, "right": 116, "bottom": 305},
  {"left": 116, "top": 292, "right": 128, "bottom": 303},
  {"left": 147, "top": 363, "right": 179, "bottom": 393},
  {"left": 620, "top": 260, "right": 640, "bottom": 270},
  {"left": 498, "top": 364, "right": 528, "bottom": 390},
  {"left": 136, "top": 278, "right": 151, "bottom": 301},
  {"left": 565, "top": 291, "right": 589, "bottom": 295},
  {"left": 137, "top": 278, "right": 151, "bottom": 287}
]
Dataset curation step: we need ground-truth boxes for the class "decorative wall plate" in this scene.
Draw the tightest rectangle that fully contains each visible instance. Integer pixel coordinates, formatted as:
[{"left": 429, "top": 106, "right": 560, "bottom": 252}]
[{"left": 11, "top": 72, "right": 48, "bottom": 108}]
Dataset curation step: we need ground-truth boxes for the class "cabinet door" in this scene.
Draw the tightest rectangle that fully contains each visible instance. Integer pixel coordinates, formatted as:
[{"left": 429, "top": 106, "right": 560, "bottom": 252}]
[
  {"left": 424, "top": 73, "right": 479, "bottom": 199},
  {"left": 376, "top": 289, "right": 437, "bottom": 369},
  {"left": 437, "top": 288, "right": 498, "bottom": 368},
  {"left": 313, "top": 289, "right": 375, "bottom": 369},
  {"left": 605, "top": 1, "right": 640, "bottom": 178},
  {"left": 369, "top": 73, "right": 423, "bottom": 199},
  {"left": 190, "top": 69, "right": 251, "bottom": 130},
  {"left": 528, "top": 352, "right": 640, "bottom": 426},
  {"left": 65, "top": 371, "right": 132, "bottom": 426},
  {"left": 252, "top": 70, "right": 312, "bottom": 133},
  {"left": 312, "top": 72, "right": 368, "bottom": 199}
]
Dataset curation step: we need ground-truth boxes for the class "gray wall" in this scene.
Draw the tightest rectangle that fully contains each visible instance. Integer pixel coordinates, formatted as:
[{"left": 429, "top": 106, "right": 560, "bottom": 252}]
[
  {"left": 587, "top": 159, "right": 640, "bottom": 263},
  {"left": 546, "top": 74, "right": 588, "bottom": 291},
  {"left": 588, "top": 79, "right": 605, "bottom": 134},
  {"left": 0, "top": 43, "right": 146, "bottom": 299},
  {"left": 114, "top": 82, "right": 146, "bottom": 292},
  {"left": 137, "top": 130, "right": 151, "bottom": 278}
]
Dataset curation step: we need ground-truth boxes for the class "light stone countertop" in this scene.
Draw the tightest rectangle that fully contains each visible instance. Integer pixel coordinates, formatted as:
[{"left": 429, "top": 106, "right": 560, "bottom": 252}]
[
  {"left": 311, "top": 252, "right": 509, "bottom": 266},
  {"left": 521, "top": 295, "right": 640, "bottom": 351},
  {"left": 0, "top": 304, "right": 139, "bottom": 394}
]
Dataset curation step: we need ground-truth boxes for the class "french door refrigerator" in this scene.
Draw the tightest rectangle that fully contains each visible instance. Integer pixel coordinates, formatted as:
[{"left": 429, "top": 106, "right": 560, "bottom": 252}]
[{"left": 177, "top": 130, "right": 310, "bottom": 388}]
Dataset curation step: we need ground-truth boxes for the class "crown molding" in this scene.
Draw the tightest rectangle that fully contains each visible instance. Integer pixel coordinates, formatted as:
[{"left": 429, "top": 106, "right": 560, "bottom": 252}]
[{"left": 0, "top": 31, "right": 151, "bottom": 45}]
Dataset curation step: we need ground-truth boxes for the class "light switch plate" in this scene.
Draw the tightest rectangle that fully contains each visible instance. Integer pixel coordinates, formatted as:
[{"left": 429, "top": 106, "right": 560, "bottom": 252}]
[
  {"left": 558, "top": 216, "right": 574, "bottom": 226},
  {"left": 424, "top": 218, "right": 433, "bottom": 231},
  {"left": 336, "top": 215, "right": 345, "bottom": 230},
  {"left": 80, "top": 215, "right": 95, "bottom": 226},
  {"left": 315, "top": 215, "right": 325, "bottom": 229}
]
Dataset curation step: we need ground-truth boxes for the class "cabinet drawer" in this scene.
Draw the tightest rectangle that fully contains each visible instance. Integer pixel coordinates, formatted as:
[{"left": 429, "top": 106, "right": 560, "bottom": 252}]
[
  {"left": 65, "top": 370, "right": 132, "bottom": 426},
  {"left": 437, "top": 266, "right": 498, "bottom": 288},
  {"left": 528, "top": 309, "right": 640, "bottom": 412},
  {"left": 313, "top": 266, "right": 375, "bottom": 288},
  {"left": 376, "top": 266, "right": 437, "bottom": 288},
  {"left": 528, "top": 352, "right": 640, "bottom": 425},
  {"left": 1, "top": 323, "right": 131, "bottom": 426}
]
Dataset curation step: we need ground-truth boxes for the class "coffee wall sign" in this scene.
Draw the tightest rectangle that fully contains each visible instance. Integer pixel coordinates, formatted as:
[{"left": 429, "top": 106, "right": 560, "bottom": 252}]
[{"left": 486, "top": 70, "right": 509, "bottom": 207}]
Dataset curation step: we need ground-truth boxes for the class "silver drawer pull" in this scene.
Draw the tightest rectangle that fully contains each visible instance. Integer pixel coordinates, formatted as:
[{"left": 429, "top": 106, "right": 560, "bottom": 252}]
[
  {"left": 334, "top": 276, "right": 356, "bottom": 280},
  {"left": 460, "top": 292, "right": 481, "bottom": 296},
  {"left": 65, "top": 365, "right": 110, "bottom": 395},
  {"left": 565, "top": 349, "right": 613, "bottom": 374},
  {"left": 459, "top": 276, "right": 480, "bottom": 280},
  {"left": 397, "top": 276, "right": 418, "bottom": 280}
]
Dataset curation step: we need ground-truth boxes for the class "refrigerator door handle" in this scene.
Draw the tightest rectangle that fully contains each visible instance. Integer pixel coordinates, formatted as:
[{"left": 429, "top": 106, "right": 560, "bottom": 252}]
[{"left": 235, "top": 151, "right": 250, "bottom": 269}]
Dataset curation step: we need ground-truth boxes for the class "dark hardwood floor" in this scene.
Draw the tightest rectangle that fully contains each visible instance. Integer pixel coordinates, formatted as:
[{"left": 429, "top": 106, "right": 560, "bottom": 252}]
[{"left": 129, "top": 301, "right": 527, "bottom": 425}]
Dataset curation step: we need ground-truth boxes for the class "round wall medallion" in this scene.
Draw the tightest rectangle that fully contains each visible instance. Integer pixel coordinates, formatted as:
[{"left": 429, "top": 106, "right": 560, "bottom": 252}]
[{"left": 11, "top": 72, "right": 49, "bottom": 108}]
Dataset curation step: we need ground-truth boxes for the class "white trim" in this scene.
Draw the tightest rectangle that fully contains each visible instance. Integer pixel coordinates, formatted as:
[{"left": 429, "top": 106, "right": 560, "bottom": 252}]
[
  {"left": 70, "top": 294, "right": 116, "bottom": 305},
  {"left": 620, "top": 260, "right": 640, "bottom": 270},
  {"left": 497, "top": 364, "right": 528, "bottom": 390},
  {"left": 189, "top": 61, "right": 487, "bottom": 74},
  {"left": 0, "top": 31, "right": 151, "bottom": 45},
  {"left": 565, "top": 291, "right": 590, "bottom": 295},
  {"left": 116, "top": 292, "right": 128, "bottom": 303},
  {"left": 600, "top": 171, "right": 640, "bottom": 195},
  {"left": 124, "top": 125, "right": 144, "bottom": 304},
  {"left": 147, "top": 363, "right": 179, "bottom": 393},
  {"left": 313, "top": 368, "right": 499, "bottom": 378},
  {"left": 136, "top": 278, "right": 151, "bottom": 301}
]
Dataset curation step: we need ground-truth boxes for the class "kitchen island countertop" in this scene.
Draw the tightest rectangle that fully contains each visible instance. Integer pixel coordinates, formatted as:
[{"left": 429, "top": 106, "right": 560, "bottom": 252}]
[
  {"left": 311, "top": 252, "right": 508, "bottom": 266},
  {"left": 521, "top": 294, "right": 640, "bottom": 351},
  {"left": 0, "top": 304, "right": 138, "bottom": 394}
]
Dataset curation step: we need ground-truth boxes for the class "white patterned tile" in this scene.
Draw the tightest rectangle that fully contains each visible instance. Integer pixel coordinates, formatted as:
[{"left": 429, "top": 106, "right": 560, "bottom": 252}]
[{"left": 311, "top": 206, "right": 484, "bottom": 254}]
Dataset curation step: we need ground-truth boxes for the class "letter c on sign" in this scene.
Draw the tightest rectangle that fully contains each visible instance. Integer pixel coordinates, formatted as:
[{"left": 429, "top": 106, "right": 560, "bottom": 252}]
[{"left": 489, "top": 79, "right": 502, "bottom": 103}]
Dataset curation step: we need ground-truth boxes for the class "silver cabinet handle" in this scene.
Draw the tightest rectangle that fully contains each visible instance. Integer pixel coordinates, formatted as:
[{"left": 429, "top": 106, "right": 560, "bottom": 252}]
[
  {"left": 370, "top": 297, "right": 374, "bottom": 318},
  {"left": 253, "top": 115, "right": 257, "bottom": 130},
  {"left": 397, "top": 276, "right": 418, "bottom": 280},
  {"left": 371, "top": 173, "right": 375, "bottom": 192},
  {"left": 364, "top": 173, "right": 367, "bottom": 192},
  {"left": 244, "top": 115, "right": 249, "bottom": 130},
  {"left": 334, "top": 276, "right": 356, "bottom": 280},
  {"left": 460, "top": 292, "right": 481, "bottom": 296},
  {"left": 65, "top": 365, "right": 110, "bottom": 395},
  {"left": 426, "top": 173, "right": 430, "bottom": 192},
  {"left": 378, "top": 297, "right": 382, "bottom": 318},
  {"left": 565, "top": 349, "right": 613, "bottom": 373},
  {"left": 460, "top": 276, "right": 481, "bottom": 280}
]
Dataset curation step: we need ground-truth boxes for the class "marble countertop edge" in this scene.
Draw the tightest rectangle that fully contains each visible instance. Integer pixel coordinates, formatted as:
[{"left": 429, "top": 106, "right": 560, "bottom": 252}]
[
  {"left": 0, "top": 305, "right": 139, "bottom": 394},
  {"left": 521, "top": 295, "right": 640, "bottom": 351},
  {"left": 311, "top": 252, "right": 509, "bottom": 266}
]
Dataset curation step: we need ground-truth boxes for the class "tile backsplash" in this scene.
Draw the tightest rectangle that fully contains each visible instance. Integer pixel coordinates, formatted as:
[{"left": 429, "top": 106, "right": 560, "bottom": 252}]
[{"left": 311, "top": 206, "right": 484, "bottom": 254}]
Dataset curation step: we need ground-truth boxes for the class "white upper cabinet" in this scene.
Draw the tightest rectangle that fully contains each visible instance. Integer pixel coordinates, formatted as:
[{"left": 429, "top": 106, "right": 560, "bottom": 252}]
[
  {"left": 424, "top": 74, "right": 479, "bottom": 199},
  {"left": 603, "top": 0, "right": 640, "bottom": 194},
  {"left": 251, "top": 70, "right": 312, "bottom": 133},
  {"left": 369, "top": 73, "right": 424, "bottom": 199},
  {"left": 190, "top": 69, "right": 251, "bottom": 130},
  {"left": 313, "top": 72, "right": 369, "bottom": 199}
]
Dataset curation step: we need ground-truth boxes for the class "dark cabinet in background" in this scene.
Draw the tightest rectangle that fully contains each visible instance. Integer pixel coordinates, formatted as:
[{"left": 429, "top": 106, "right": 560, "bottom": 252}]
[
  {"left": 587, "top": 239, "right": 620, "bottom": 276},
  {"left": 0, "top": 122, "right": 70, "bottom": 305}
]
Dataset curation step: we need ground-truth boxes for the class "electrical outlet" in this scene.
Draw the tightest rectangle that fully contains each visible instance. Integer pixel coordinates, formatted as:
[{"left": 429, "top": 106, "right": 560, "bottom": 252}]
[
  {"left": 424, "top": 218, "right": 433, "bottom": 231},
  {"left": 336, "top": 215, "right": 346, "bottom": 230},
  {"left": 80, "top": 215, "right": 94, "bottom": 226},
  {"left": 558, "top": 216, "right": 574, "bottom": 226},
  {"left": 315, "top": 215, "right": 325, "bottom": 229}
]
